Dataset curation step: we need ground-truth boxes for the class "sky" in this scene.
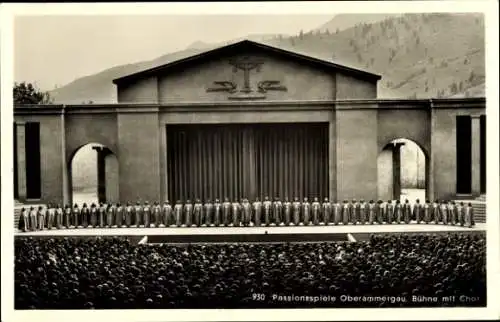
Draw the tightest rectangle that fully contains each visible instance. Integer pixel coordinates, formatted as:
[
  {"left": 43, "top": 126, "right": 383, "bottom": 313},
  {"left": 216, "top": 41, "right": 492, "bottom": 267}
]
[{"left": 14, "top": 15, "right": 332, "bottom": 91}]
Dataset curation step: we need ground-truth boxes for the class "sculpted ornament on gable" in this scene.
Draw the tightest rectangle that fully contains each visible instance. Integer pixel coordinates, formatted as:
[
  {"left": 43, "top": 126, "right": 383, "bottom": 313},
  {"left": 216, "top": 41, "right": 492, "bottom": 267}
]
[{"left": 206, "top": 56, "right": 287, "bottom": 100}]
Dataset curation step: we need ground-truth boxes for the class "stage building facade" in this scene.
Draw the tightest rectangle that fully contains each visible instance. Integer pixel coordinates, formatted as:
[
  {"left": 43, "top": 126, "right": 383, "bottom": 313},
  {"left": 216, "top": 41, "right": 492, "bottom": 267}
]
[{"left": 13, "top": 40, "right": 486, "bottom": 205}]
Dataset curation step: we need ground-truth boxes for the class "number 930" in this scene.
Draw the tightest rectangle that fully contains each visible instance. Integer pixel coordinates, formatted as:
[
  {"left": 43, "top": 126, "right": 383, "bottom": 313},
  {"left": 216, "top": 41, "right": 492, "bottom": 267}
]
[{"left": 252, "top": 293, "right": 266, "bottom": 301}]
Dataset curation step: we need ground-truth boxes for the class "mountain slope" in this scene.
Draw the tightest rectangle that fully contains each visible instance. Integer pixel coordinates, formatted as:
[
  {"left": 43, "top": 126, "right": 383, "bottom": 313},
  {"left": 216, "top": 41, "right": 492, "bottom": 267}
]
[
  {"left": 50, "top": 13, "right": 485, "bottom": 103},
  {"left": 313, "top": 13, "right": 402, "bottom": 33}
]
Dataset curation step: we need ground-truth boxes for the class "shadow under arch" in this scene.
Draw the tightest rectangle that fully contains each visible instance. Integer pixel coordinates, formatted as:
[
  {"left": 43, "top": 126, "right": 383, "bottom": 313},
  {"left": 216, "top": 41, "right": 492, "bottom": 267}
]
[
  {"left": 67, "top": 142, "right": 119, "bottom": 206},
  {"left": 377, "top": 137, "right": 429, "bottom": 203}
]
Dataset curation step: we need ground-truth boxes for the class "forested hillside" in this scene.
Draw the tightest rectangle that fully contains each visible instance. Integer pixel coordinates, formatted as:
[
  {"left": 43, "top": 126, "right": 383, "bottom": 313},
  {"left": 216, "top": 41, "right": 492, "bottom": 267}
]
[{"left": 49, "top": 13, "right": 485, "bottom": 103}]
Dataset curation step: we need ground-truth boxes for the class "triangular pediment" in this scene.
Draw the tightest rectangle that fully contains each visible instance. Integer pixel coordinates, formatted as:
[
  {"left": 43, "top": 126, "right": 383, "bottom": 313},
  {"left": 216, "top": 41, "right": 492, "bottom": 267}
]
[
  {"left": 113, "top": 40, "right": 380, "bottom": 85},
  {"left": 114, "top": 40, "right": 381, "bottom": 103}
]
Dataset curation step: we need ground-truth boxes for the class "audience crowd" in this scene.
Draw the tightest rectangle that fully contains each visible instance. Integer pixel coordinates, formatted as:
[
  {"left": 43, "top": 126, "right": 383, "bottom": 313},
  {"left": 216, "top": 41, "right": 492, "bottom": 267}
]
[
  {"left": 18, "top": 197, "right": 475, "bottom": 232},
  {"left": 15, "top": 234, "right": 485, "bottom": 309}
]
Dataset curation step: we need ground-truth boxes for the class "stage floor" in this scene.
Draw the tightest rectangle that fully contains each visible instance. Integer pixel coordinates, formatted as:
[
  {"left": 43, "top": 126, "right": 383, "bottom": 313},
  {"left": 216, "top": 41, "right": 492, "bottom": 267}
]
[{"left": 15, "top": 222, "right": 486, "bottom": 237}]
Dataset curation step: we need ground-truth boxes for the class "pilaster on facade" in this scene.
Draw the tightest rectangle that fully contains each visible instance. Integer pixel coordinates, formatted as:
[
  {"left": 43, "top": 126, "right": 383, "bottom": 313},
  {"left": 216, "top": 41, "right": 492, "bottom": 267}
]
[
  {"left": 15, "top": 122, "right": 27, "bottom": 202},
  {"left": 471, "top": 114, "right": 482, "bottom": 197}
]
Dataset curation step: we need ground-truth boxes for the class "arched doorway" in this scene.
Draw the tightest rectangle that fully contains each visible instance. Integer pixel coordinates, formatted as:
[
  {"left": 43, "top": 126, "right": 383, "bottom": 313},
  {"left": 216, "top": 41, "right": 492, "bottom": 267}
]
[
  {"left": 377, "top": 138, "right": 428, "bottom": 202},
  {"left": 69, "top": 143, "right": 119, "bottom": 206}
]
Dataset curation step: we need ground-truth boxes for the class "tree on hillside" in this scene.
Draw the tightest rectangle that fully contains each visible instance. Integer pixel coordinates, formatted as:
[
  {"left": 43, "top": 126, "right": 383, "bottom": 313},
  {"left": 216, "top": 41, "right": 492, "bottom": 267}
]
[
  {"left": 450, "top": 82, "right": 458, "bottom": 95},
  {"left": 299, "top": 30, "right": 304, "bottom": 40},
  {"left": 13, "top": 82, "right": 53, "bottom": 104},
  {"left": 468, "top": 71, "right": 475, "bottom": 83}
]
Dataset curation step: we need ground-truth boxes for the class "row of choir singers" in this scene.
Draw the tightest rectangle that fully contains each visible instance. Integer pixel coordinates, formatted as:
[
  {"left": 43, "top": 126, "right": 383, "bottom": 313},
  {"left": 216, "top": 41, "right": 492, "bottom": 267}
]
[{"left": 18, "top": 198, "right": 476, "bottom": 232}]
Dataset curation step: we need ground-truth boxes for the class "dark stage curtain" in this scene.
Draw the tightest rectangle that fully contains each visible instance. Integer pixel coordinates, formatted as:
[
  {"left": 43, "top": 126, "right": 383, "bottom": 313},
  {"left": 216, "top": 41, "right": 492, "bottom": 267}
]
[{"left": 167, "top": 123, "right": 328, "bottom": 203}]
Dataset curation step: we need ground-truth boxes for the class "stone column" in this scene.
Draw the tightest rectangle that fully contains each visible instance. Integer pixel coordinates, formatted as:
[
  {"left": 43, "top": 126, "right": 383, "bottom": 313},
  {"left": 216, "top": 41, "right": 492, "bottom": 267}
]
[
  {"left": 92, "top": 146, "right": 112, "bottom": 203},
  {"left": 328, "top": 111, "right": 336, "bottom": 201},
  {"left": 392, "top": 142, "right": 405, "bottom": 200},
  {"left": 159, "top": 123, "right": 168, "bottom": 203},
  {"left": 16, "top": 122, "right": 27, "bottom": 201},
  {"left": 471, "top": 115, "right": 481, "bottom": 196}
]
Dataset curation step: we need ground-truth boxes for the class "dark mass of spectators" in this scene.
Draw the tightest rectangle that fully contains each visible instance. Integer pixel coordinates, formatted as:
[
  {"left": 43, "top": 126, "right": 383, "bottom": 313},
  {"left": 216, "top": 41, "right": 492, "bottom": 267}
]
[
  {"left": 15, "top": 234, "right": 486, "bottom": 309},
  {"left": 18, "top": 198, "right": 475, "bottom": 232}
]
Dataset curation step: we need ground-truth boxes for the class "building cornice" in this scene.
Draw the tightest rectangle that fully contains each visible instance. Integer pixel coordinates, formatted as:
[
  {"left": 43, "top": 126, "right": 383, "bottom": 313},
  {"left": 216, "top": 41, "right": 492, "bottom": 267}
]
[{"left": 13, "top": 97, "right": 486, "bottom": 116}]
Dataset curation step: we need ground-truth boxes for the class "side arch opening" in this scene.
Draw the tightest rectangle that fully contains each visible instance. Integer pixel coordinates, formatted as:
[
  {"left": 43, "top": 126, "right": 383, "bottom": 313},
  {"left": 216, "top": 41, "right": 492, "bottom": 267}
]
[
  {"left": 377, "top": 138, "right": 429, "bottom": 202},
  {"left": 68, "top": 143, "right": 119, "bottom": 206}
]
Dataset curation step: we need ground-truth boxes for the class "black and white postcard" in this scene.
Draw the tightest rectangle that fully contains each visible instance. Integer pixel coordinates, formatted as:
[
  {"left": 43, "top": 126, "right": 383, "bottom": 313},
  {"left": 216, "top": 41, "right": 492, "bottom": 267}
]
[{"left": 1, "top": 1, "right": 499, "bottom": 321}]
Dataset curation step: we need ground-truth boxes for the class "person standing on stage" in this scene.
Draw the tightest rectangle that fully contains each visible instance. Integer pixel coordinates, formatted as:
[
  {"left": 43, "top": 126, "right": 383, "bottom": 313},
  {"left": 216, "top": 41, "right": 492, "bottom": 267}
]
[
  {"left": 143, "top": 201, "right": 152, "bottom": 228},
  {"left": 423, "top": 200, "right": 431, "bottom": 224},
  {"left": 312, "top": 197, "right": 321, "bottom": 226},
  {"left": 290, "top": 197, "right": 302, "bottom": 226},
  {"left": 394, "top": 200, "right": 402, "bottom": 224},
  {"left": 97, "top": 202, "right": 105, "bottom": 228},
  {"left": 385, "top": 200, "right": 394, "bottom": 224},
  {"left": 222, "top": 198, "right": 231, "bottom": 227},
  {"left": 213, "top": 199, "right": 222, "bottom": 227},
  {"left": 124, "top": 202, "right": 133, "bottom": 228},
  {"left": 283, "top": 197, "right": 292, "bottom": 226},
  {"left": 71, "top": 204, "right": 79, "bottom": 228},
  {"left": 413, "top": 199, "right": 423, "bottom": 224},
  {"left": 134, "top": 201, "right": 143, "bottom": 228},
  {"left": 29, "top": 206, "right": 37, "bottom": 231},
  {"left": 89, "top": 203, "right": 98, "bottom": 228},
  {"left": 203, "top": 199, "right": 213, "bottom": 227},
  {"left": 231, "top": 199, "right": 241, "bottom": 227},
  {"left": 273, "top": 197, "right": 283, "bottom": 226},
  {"left": 116, "top": 203, "right": 125, "bottom": 228},
  {"left": 49, "top": 203, "right": 58, "bottom": 229},
  {"left": 367, "top": 200, "right": 375, "bottom": 225},
  {"left": 342, "top": 200, "right": 351, "bottom": 225},
  {"left": 193, "top": 199, "right": 203, "bottom": 227},
  {"left": 151, "top": 202, "right": 161, "bottom": 228},
  {"left": 457, "top": 201, "right": 465, "bottom": 226},
  {"left": 431, "top": 199, "right": 440, "bottom": 224},
  {"left": 322, "top": 198, "right": 332, "bottom": 225},
  {"left": 80, "top": 203, "right": 89, "bottom": 228},
  {"left": 37, "top": 206, "right": 46, "bottom": 230},
  {"left": 292, "top": 197, "right": 301, "bottom": 226},
  {"left": 359, "top": 199, "right": 368, "bottom": 225},
  {"left": 403, "top": 199, "right": 412, "bottom": 224},
  {"left": 184, "top": 200, "right": 194, "bottom": 227},
  {"left": 376, "top": 200, "right": 387, "bottom": 224},
  {"left": 162, "top": 201, "right": 173, "bottom": 227},
  {"left": 302, "top": 197, "right": 311, "bottom": 226},
  {"left": 19, "top": 207, "right": 29, "bottom": 232},
  {"left": 242, "top": 198, "right": 252, "bottom": 227},
  {"left": 174, "top": 200, "right": 183, "bottom": 227},
  {"left": 448, "top": 201, "right": 457, "bottom": 225},
  {"left": 332, "top": 200, "right": 342, "bottom": 225},
  {"left": 45, "top": 203, "right": 55, "bottom": 230},
  {"left": 263, "top": 196, "right": 272, "bottom": 227},
  {"left": 465, "top": 202, "right": 475, "bottom": 227},
  {"left": 341, "top": 200, "right": 350, "bottom": 225},
  {"left": 440, "top": 200, "right": 449, "bottom": 225},
  {"left": 351, "top": 199, "right": 360, "bottom": 225},
  {"left": 63, "top": 204, "right": 71, "bottom": 229},
  {"left": 253, "top": 197, "right": 262, "bottom": 227},
  {"left": 55, "top": 204, "right": 64, "bottom": 229},
  {"left": 106, "top": 203, "right": 115, "bottom": 228}
]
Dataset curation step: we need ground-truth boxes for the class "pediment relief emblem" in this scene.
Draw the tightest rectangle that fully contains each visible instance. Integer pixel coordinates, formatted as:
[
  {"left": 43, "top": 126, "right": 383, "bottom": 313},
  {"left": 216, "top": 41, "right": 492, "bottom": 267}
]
[{"left": 206, "top": 56, "right": 287, "bottom": 100}]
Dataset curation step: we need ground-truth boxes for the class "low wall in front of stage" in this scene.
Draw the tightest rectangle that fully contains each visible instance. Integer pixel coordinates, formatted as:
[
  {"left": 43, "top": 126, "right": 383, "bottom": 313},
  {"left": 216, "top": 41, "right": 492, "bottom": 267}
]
[{"left": 14, "top": 225, "right": 485, "bottom": 244}]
